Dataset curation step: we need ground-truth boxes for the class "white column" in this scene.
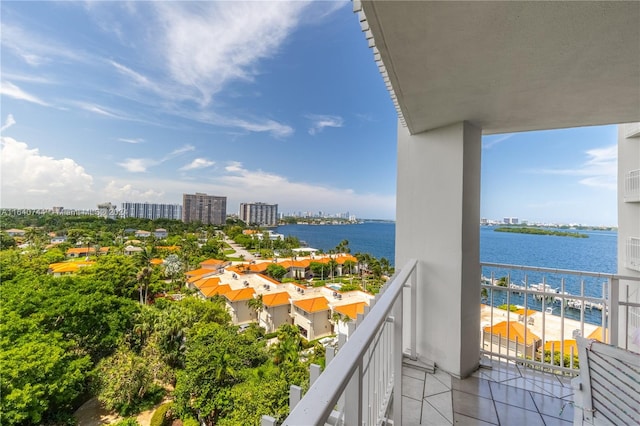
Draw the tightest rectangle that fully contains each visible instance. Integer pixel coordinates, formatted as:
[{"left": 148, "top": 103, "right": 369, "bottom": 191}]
[{"left": 396, "top": 120, "right": 482, "bottom": 377}]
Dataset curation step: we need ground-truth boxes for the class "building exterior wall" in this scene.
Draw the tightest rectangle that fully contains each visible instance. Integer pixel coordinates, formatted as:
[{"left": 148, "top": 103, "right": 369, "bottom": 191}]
[
  {"left": 227, "top": 301, "right": 255, "bottom": 325},
  {"left": 396, "top": 121, "right": 481, "bottom": 378},
  {"left": 121, "top": 202, "right": 182, "bottom": 220},
  {"left": 617, "top": 123, "right": 640, "bottom": 353},
  {"left": 183, "top": 193, "right": 227, "bottom": 225},
  {"left": 260, "top": 305, "right": 292, "bottom": 333},
  {"left": 239, "top": 202, "right": 279, "bottom": 226}
]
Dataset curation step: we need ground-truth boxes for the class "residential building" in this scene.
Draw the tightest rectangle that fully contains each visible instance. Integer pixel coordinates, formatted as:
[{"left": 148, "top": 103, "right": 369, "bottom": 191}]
[
  {"left": 121, "top": 202, "right": 182, "bottom": 220},
  {"left": 239, "top": 202, "right": 278, "bottom": 227},
  {"left": 97, "top": 202, "right": 117, "bottom": 219},
  {"left": 153, "top": 228, "right": 168, "bottom": 239},
  {"left": 283, "top": 2, "right": 640, "bottom": 425},
  {"left": 291, "top": 296, "right": 332, "bottom": 340},
  {"left": 224, "top": 287, "right": 256, "bottom": 325},
  {"left": 182, "top": 193, "right": 226, "bottom": 225},
  {"left": 260, "top": 292, "right": 293, "bottom": 333},
  {"left": 4, "top": 228, "right": 25, "bottom": 237}
]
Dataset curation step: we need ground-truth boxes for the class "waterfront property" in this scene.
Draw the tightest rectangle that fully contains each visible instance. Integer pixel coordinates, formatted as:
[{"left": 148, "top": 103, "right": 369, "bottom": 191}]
[{"left": 280, "top": 2, "right": 640, "bottom": 424}]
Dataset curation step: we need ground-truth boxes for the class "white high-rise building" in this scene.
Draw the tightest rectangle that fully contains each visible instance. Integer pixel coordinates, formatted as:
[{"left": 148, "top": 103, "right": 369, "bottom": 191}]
[
  {"left": 121, "top": 202, "right": 182, "bottom": 220},
  {"left": 239, "top": 202, "right": 278, "bottom": 227}
]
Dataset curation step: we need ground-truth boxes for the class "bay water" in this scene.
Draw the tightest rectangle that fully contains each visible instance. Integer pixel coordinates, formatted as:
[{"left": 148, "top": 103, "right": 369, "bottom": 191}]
[{"left": 276, "top": 222, "right": 617, "bottom": 325}]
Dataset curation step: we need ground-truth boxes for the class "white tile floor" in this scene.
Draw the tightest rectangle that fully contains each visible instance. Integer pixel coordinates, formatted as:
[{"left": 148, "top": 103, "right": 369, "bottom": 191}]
[{"left": 401, "top": 359, "right": 575, "bottom": 425}]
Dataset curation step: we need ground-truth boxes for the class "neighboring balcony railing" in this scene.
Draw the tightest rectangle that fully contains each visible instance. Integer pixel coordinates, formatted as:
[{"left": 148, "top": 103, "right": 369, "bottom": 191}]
[
  {"left": 481, "top": 262, "right": 640, "bottom": 374},
  {"left": 626, "top": 237, "right": 640, "bottom": 272},
  {"left": 278, "top": 259, "right": 418, "bottom": 426},
  {"left": 624, "top": 169, "right": 640, "bottom": 202}
]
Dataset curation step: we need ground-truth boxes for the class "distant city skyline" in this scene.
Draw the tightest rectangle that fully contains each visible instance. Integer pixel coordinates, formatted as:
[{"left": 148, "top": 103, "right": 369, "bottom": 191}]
[{"left": 0, "top": 2, "right": 620, "bottom": 225}]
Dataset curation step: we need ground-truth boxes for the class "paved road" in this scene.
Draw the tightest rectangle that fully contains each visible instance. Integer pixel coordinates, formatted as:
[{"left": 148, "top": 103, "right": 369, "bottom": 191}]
[{"left": 224, "top": 237, "right": 255, "bottom": 261}]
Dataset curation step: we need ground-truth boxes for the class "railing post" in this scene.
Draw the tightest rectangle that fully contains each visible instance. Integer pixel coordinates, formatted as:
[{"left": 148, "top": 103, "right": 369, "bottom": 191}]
[
  {"left": 261, "top": 415, "right": 277, "bottom": 426},
  {"left": 392, "top": 291, "right": 403, "bottom": 426},
  {"left": 310, "top": 364, "right": 321, "bottom": 386},
  {"left": 410, "top": 264, "right": 417, "bottom": 359},
  {"left": 289, "top": 385, "right": 302, "bottom": 412},
  {"left": 344, "top": 361, "right": 363, "bottom": 425},
  {"left": 610, "top": 277, "right": 620, "bottom": 347}
]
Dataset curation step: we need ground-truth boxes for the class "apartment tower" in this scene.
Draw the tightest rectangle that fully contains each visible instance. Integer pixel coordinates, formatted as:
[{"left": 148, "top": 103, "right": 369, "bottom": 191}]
[
  {"left": 182, "top": 193, "right": 227, "bottom": 225},
  {"left": 239, "top": 202, "right": 278, "bottom": 227}
]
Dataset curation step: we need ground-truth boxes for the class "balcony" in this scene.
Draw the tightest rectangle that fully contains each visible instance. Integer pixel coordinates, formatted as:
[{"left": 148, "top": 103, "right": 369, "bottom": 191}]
[
  {"left": 627, "top": 237, "right": 640, "bottom": 272},
  {"left": 270, "top": 260, "right": 640, "bottom": 425},
  {"left": 624, "top": 170, "right": 640, "bottom": 202}
]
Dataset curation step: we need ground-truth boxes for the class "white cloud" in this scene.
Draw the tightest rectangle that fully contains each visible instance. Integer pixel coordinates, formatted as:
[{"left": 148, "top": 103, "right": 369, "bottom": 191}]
[
  {"left": 222, "top": 116, "right": 294, "bottom": 138},
  {"left": 180, "top": 158, "right": 215, "bottom": 171},
  {"left": 103, "top": 180, "right": 164, "bottom": 201},
  {"left": 118, "top": 137, "right": 144, "bottom": 144},
  {"left": 307, "top": 114, "right": 344, "bottom": 135},
  {"left": 1, "top": 114, "right": 16, "bottom": 133},
  {"left": 117, "top": 158, "right": 157, "bottom": 173},
  {"left": 163, "top": 144, "right": 195, "bottom": 161},
  {"left": 77, "top": 102, "right": 121, "bottom": 118},
  {"left": 117, "top": 144, "right": 195, "bottom": 173},
  {"left": 1, "top": 24, "right": 84, "bottom": 66},
  {"left": 483, "top": 133, "right": 515, "bottom": 149},
  {"left": 0, "top": 137, "right": 94, "bottom": 206},
  {"left": 532, "top": 145, "right": 617, "bottom": 191},
  {"left": 153, "top": 2, "right": 307, "bottom": 105},
  {"left": 1, "top": 81, "right": 50, "bottom": 106}
]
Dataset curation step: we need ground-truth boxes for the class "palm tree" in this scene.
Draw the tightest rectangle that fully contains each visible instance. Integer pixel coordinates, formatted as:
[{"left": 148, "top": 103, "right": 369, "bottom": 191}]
[
  {"left": 247, "top": 294, "right": 264, "bottom": 320},
  {"left": 136, "top": 266, "right": 152, "bottom": 305}
]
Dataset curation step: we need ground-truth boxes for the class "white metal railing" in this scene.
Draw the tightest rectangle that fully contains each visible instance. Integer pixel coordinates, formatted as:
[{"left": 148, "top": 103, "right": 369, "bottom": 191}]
[
  {"left": 624, "top": 169, "right": 640, "bottom": 202},
  {"left": 278, "top": 259, "right": 418, "bottom": 426},
  {"left": 626, "top": 237, "right": 640, "bottom": 271},
  {"left": 481, "top": 262, "right": 640, "bottom": 374}
]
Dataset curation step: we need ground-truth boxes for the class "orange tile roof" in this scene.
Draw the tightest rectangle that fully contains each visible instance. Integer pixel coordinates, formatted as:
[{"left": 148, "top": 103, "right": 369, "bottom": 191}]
[
  {"left": 334, "top": 302, "right": 366, "bottom": 319},
  {"left": 201, "top": 283, "right": 231, "bottom": 298},
  {"left": 543, "top": 340, "right": 578, "bottom": 353},
  {"left": 185, "top": 267, "right": 216, "bottom": 277},
  {"left": 263, "top": 292, "right": 291, "bottom": 307},
  {"left": 156, "top": 245, "right": 180, "bottom": 251},
  {"left": 150, "top": 258, "right": 164, "bottom": 265},
  {"left": 246, "top": 263, "right": 269, "bottom": 272},
  {"left": 226, "top": 265, "right": 247, "bottom": 275},
  {"left": 587, "top": 326, "right": 609, "bottom": 342},
  {"left": 293, "top": 296, "right": 329, "bottom": 313},
  {"left": 336, "top": 255, "right": 358, "bottom": 264},
  {"left": 483, "top": 321, "right": 540, "bottom": 345},
  {"left": 51, "top": 264, "right": 79, "bottom": 273},
  {"left": 224, "top": 287, "right": 256, "bottom": 302},
  {"left": 66, "top": 247, "right": 95, "bottom": 254},
  {"left": 193, "top": 277, "right": 221, "bottom": 289},
  {"left": 243, "top": 229, "right": 258, "bottom": 234}
]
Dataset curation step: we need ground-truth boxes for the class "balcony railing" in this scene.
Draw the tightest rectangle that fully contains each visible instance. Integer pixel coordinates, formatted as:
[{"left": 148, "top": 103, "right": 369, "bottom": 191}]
[
  {"left": 278, "top": 259, "right": 418, "bottom": 426},
  {"left": 267, "top": 260, "right": 638, "bottom": 424},
  {"left": 624, "top": 169, "right": 640, "bottom": 202},
  {"left": 481, "top": 262, "right": 640, "bottom": 374},
  {"left": 627, "top": 237, "right": 640, "bottom": 272}
]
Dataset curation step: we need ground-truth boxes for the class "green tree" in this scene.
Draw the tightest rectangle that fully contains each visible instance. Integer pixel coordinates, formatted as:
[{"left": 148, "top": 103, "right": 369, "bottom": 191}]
[
  {"left": 93, "top": 346, "right": 158, "bottom": 415},
  {"left": 265, "top": 263, "right": 287, "bottom": 281},
  {"left": 173, "top": 322, "right": 267, "bottom": 424},
  {"left": 247, "top": 294, "right": 264, "bottom": 320},
  {"left": 0, "top": 330, "right": 92, "bottom": 425}
]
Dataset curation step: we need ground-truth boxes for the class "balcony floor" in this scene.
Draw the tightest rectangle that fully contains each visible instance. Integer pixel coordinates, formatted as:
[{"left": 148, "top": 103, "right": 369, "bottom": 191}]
[{"left": 402, "top": 358, "right": 575, "bottom": 425}]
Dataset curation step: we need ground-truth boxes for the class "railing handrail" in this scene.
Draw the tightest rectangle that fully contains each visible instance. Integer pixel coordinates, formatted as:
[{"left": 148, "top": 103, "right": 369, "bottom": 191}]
[
  {"left": 283, "top": 258, "right": 417, "bottom": 425},
  {"left": 481, "top": 261, "right": 640, "bottom": 282}
]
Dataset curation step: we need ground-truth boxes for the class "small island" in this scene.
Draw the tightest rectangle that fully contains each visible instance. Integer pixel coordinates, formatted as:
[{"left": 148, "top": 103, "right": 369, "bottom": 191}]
[{"left": 494, "top": 227, "right": 589, "bottom": 238}]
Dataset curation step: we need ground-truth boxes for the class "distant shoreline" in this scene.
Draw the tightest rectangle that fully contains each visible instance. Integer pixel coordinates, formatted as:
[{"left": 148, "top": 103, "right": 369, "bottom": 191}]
[{"left": 494, "top": 227, "right": 589, "bottom": 238}]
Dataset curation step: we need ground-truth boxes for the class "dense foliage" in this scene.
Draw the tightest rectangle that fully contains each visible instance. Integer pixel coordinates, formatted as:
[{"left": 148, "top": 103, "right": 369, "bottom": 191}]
[{"left": 494, "top": 227, "right": 588, "bottom": 238}]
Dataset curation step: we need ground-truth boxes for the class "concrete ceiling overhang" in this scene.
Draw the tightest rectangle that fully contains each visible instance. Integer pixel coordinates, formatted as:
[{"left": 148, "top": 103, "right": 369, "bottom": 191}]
[{"left": 358, "top": 1, "right": 640, "bottom": 135}]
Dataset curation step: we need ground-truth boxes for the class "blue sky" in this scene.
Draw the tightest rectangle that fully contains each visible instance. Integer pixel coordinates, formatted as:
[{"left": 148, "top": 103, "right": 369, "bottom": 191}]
[{"left": 0, "top": 1, "right": 619, "bottom": 225}]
